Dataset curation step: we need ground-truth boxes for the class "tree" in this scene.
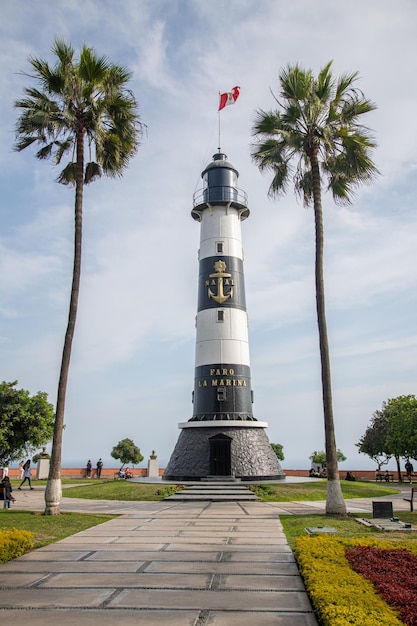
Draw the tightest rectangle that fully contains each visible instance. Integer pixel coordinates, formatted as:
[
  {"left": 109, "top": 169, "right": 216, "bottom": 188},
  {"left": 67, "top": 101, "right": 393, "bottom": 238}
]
[
  {"left": 374, "top": 395, "right": 417, "bottom": 481},
  {"left": 358, "top": 396, "right": 417, "bottom": 481},
  {"left": 111, "top": 438, "right": 144, "bottom": 469},
  {"left": 357, "top": 410, "right": 392, "bottom": 470},
  {"left": 0, "top": 381, "right": 54, "bottom": 466},
  {"left": 270, "top": 443, "right": 284, "bottom": 461},
  {"left": 14, "top": 40, "right": 143, "bottom": 514},
  {"left": 309, "top": 449, "right": 346, "bottom": 467},
  {"left": 252, "top": 61, "right": 378, "bottom": 515},
  {"left": 384, "top": 395, "right": 417, "bottom": 464}
]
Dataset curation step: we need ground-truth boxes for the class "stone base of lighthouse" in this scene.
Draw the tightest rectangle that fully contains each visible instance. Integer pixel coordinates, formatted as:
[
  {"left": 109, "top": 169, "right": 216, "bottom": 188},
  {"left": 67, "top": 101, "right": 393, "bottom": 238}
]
[{"left": 163, "top": 421, "right": 285, "bottom": 481}]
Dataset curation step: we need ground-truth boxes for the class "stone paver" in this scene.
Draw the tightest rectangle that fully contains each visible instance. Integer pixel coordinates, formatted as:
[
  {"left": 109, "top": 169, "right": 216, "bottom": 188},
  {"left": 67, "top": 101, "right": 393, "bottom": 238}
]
[
  {"left": 0, "top": 609, "right": 200, "bottom": 625},
  {"left": 0, "top": 494, "right": 318, "bottom": 625},
  {"left": 0, "top": 483, "right": 411, "bottom": 625},
  {"left": 110, "top": 588, "right": 313, "bottom": 611}
]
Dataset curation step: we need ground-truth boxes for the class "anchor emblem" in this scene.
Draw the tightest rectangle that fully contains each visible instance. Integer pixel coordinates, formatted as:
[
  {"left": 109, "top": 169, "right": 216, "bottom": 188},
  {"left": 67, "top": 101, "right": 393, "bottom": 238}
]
[{"left": 208, "top": 260, "right": 234, "bottom": 304}]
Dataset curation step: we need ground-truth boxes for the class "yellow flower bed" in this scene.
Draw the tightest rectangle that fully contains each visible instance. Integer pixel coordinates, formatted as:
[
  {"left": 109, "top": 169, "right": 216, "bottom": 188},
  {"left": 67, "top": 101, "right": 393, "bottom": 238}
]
[
  {"left": 295, "top": 535, "right": 417, "bottom": 626},
  {"left": 0, "top": 528, "right": 35, "bottom": 563}
]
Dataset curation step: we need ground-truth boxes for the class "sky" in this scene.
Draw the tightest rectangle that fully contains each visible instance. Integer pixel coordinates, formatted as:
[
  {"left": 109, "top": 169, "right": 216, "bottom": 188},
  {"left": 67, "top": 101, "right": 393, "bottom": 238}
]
[{"left": 1, "top": 0, "right": 416, "bottom": 473}]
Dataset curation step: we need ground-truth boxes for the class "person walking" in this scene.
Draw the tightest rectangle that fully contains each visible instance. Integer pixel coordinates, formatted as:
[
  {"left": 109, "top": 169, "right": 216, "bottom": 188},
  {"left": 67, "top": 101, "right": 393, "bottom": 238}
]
[
  {"left": 18, "top": 460, "right": 34, "bottom": 490},
  {"left": 18, "top": 460, "right": 24, "bottom": 480},
  {"left": 405, "top": 460, "right": 414, "bottom": 483},
  {"left": 96, "top": 458, "right": 103, "bottom": 479},
  {"left": 86, "top": 460, "right": 92, "bottom": 478}
]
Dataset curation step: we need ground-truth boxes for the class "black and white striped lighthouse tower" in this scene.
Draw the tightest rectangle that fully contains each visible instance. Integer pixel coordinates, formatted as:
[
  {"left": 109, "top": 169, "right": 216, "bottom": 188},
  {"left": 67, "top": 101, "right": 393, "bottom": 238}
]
[{"left": 164, "top": 152, "right": 284, "bottom": 481}]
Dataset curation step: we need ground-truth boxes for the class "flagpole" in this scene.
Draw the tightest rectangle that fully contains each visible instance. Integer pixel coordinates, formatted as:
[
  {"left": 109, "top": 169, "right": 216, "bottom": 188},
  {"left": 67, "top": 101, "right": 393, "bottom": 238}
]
[
  {"left": 217, "top": 86, "right": 240, "bottom": 152},
  {"left": 218, "top": 92, "right": 221, "bottom": 152}
]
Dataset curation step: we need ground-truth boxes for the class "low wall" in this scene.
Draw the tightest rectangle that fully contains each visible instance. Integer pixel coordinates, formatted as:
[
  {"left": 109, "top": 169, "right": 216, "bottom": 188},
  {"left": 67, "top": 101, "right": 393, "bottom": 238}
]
[
  {"left": 4, "top": 467, "right": 392, "bottom": 480},
  {"left": 283, "top": 469, "right": 392, "bottom": 480},
  {"left": 4, "top": 467, "right": 165, "bottom": 479}
]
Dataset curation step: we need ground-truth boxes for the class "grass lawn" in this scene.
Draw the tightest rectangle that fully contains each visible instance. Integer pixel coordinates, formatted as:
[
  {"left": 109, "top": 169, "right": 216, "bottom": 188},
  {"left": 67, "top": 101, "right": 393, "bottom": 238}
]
[
  {"left": 246, "top": 480, "right": 398, "bottom": 501},
  {"left": 59, "top": 479, "right": 399, "bottom": 502},
  {"left": 280, "top": 512, "right": 417, "bottom": 551},
  {"left": 0, "top": 510, "right": 115, "bottom": 549},
  {"left": 61, "top": 480, "right": 177, "bottom": 500},
  {"left": 8, "top": 479, "right": 176, "bottom": 501}
]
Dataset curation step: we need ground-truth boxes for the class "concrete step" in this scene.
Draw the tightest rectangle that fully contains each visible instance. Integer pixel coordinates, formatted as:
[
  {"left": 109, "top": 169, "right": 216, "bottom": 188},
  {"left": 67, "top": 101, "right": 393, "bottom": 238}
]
[
  {"left": 164, "top": 483, "right": 259, "bottom": 502},
  {"left": 183, "top": 485, "right": 251, "bottom": 491},
  {"left": 201, "top": 476, "right": 241, "bottom": 482},
  {"left": 166, "top": 495, "right": 259, "bottom": 501},
  {"left": 177, "top": 488, "right": 254, "bottom": 496}
]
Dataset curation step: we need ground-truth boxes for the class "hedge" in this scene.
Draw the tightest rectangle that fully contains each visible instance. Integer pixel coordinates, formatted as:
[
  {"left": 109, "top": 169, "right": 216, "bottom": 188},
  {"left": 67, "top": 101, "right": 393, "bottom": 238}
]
[
  {"left": 295, "top": 535, "right": 417, "bottom": 625},
  {"left": 0, "top": 528, "right": 35, "bottom": 563}
]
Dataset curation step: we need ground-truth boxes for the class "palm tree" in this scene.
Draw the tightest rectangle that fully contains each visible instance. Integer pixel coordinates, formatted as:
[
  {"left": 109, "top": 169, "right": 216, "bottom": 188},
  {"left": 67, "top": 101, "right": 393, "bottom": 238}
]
[
  {"left": 252, "top": 61, "right": 378, "bottom": 515},
  {"left": 14, "top": 39, "right": 144, "bottom": 514}
]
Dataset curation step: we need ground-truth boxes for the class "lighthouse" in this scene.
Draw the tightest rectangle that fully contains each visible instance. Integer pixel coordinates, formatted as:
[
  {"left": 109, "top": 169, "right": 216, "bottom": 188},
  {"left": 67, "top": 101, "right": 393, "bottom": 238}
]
[{"left": 164, "top": 152, "right": 284, "bottom": 481}]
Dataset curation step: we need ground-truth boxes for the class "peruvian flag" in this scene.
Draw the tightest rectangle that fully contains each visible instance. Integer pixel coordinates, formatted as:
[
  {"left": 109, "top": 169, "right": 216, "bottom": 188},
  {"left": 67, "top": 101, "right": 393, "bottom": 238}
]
[{"left": 218, "top": 86, "right": 240, "bottom": 111}]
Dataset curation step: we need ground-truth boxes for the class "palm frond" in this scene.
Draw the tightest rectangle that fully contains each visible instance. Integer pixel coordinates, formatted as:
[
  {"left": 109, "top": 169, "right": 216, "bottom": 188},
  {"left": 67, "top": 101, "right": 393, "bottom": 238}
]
[
  {"left": 252, "top": 109, "right": 279, "bottom": 136},
  {"left": 339, "top": 95, "right": 377, "bottom": 125},
  {"left": 14, "top": 136, "right": 39, "bottom": 152},
  {"left": 269, "top": 161, "right": 290, "bottom": 197},
  {"left": 55, "top": 138, "right": 74, "bottom": 164},
  {"left": 56, "top": 162, "right": 77, "bottom": 186},
  {"left": 316, "top": 60, "right": 333, "bottom": 101},
  {"left": 294, "top": 167, "right": 314, "bottom": 207},
  {"left": 323, "top": 165, "right": 352, "bottom": 206},
  {"left": 52, "top": 39, "right": 74, "bottom": 67},
  {"left": 280, "top": 64, "right": 312, "bottom": 102},
  {"left": 334, "top": 71, "right": 359, "bottom": 104},
  {"left": 36, "top": 143, "right": 54, "bottom": 160},
  {"left": 79, "top": 45, "right": 109, "bottom": 84},
  {"left": 84, "top": 161, "right": 102, "bottom": 184}
]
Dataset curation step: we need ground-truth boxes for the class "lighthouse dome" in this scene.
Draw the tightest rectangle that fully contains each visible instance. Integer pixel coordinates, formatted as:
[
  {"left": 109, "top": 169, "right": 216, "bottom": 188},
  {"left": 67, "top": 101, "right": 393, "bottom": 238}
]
[
  {"left": 202, "top": 152, "right": 238, "bottom": 177},
  {"left": 202, "top": 153, "right": 238, "bottom": 202},
  {"left": 192, "top": 152, "right": 249, "bottom": 220}
]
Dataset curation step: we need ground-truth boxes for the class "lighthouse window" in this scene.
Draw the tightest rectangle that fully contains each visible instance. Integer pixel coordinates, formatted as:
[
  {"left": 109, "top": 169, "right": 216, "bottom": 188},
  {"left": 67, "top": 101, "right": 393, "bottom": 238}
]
[
  {"left": 217, "top": 310, "right": 225, "bottom": 322},
  {"left": 217, "top": 387, "right": 226, "bottom": 402},
  {"left": 216, "top": 242, "right": 224, "bottom": 254}
]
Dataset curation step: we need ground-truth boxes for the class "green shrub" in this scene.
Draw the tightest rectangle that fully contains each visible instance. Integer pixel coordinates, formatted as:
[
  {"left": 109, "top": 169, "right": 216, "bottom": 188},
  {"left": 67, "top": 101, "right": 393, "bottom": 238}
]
[
  {"left": 247, "top": 484, "right": 273, "bottom": 497},
  {"left": 156, "top": 484, "right": 185, "bottom": 498},
  {"left": 0, "top": 528, "right": 35, "bottom": 563}
]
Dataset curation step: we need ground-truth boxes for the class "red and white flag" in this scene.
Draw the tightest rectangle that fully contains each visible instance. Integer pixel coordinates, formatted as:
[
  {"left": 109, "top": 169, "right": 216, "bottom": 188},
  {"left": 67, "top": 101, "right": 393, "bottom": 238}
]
[{"left": 218, "top": 86, "right": 240, "bottom": 111}]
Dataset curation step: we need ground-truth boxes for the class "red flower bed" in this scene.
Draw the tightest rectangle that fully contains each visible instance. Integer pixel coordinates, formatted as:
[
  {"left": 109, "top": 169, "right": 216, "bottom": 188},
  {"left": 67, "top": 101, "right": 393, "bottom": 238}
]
[{"left": 346, "top": 546, "right": 417, "bottom": 626}]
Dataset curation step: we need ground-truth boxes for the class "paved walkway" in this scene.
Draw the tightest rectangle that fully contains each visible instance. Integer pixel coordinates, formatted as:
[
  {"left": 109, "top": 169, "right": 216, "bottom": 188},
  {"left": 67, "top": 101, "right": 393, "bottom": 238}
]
[{"left": 0, "top": 485, "right": 412, "bottom": 625}]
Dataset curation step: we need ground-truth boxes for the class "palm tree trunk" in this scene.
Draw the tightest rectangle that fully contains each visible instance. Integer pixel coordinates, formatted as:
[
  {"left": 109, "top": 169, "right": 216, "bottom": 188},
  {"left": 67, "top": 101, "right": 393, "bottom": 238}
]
[
  {"left": 310, "top": 150, "right": 346, "bottom": 516},
  {"left": 45, "top": 130, "right": 84, "bottom": 515}
]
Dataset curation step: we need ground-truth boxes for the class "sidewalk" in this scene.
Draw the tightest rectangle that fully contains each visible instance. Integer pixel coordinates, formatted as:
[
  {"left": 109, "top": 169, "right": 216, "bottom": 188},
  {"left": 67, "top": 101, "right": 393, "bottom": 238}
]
[{"left": 0, "top": 485, "right": 412, "bottom": 625}]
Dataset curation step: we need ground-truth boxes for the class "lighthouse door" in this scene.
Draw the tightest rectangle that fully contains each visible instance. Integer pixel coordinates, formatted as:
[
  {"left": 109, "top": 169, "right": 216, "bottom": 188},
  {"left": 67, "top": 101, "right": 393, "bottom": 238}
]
[{"left": 209, "top": 434, "right": 232, "bottom": 476}]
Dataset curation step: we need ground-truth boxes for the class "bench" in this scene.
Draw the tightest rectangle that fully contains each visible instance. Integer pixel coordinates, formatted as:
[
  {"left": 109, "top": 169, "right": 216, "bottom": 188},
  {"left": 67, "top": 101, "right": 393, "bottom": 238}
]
[
  {"left": 403, "top": 487, "right": 416, "bottom": 512},
  {"left": 402, "top": 473, "right": 417, "bottom": 482},
  {"left": 376, "top": 472, "right": 394, "bottom": 482},
  {"left": 114, "top": 471, "right": 134, "bottom": 480}
]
